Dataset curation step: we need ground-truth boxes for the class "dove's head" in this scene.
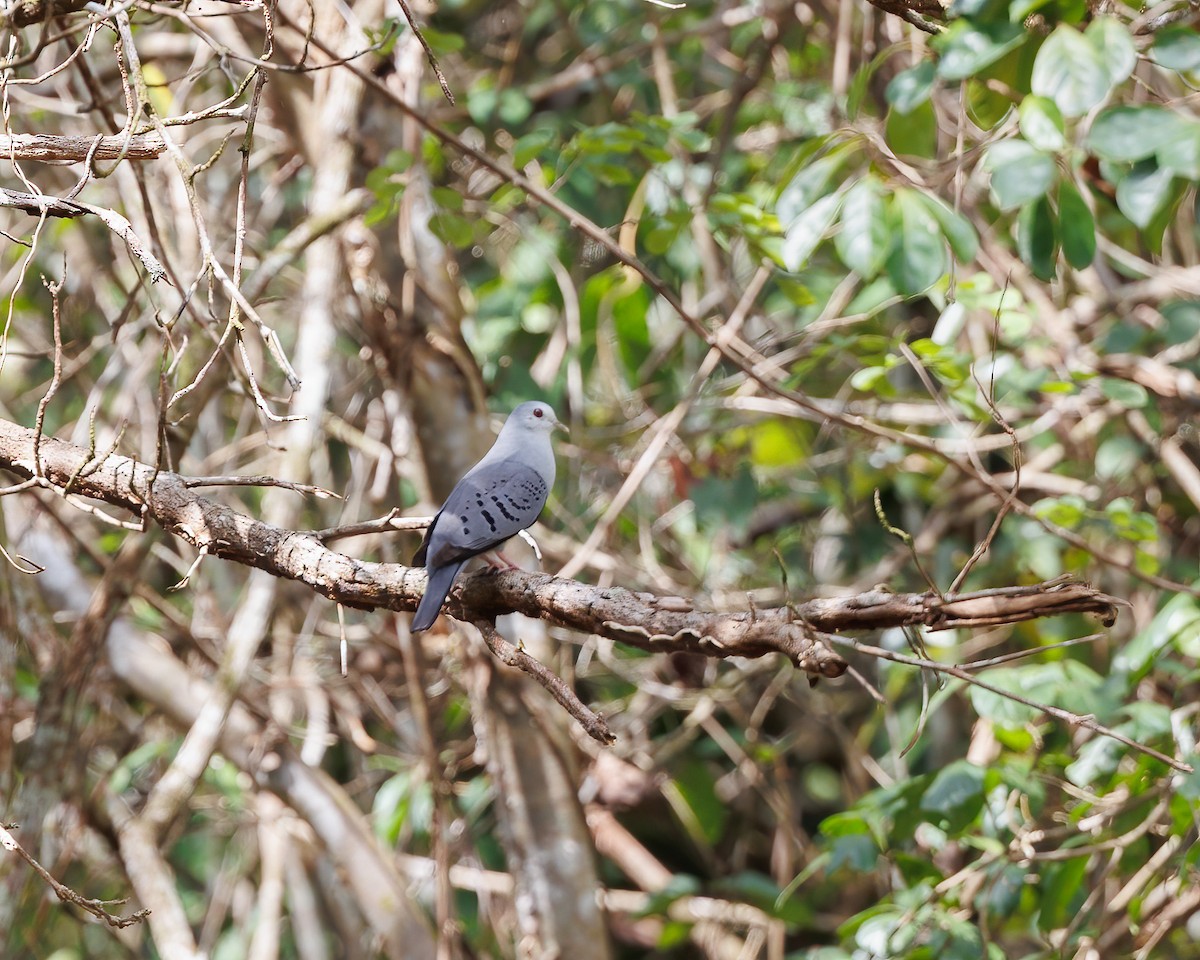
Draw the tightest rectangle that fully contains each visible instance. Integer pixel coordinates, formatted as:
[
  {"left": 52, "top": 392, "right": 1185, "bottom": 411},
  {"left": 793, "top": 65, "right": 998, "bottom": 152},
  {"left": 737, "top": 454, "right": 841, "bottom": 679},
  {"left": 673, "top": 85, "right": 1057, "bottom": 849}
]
[{"left": 506, "top": 401, "right": 568, "bottom": 437}]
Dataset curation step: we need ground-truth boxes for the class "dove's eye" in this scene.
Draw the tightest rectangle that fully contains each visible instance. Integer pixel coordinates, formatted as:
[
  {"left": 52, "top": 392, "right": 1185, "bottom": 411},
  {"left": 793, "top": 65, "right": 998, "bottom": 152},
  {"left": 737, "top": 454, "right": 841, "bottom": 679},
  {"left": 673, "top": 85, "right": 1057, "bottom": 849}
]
[{"left": 534, "top": 408, "right": 544, "bottom": 418}]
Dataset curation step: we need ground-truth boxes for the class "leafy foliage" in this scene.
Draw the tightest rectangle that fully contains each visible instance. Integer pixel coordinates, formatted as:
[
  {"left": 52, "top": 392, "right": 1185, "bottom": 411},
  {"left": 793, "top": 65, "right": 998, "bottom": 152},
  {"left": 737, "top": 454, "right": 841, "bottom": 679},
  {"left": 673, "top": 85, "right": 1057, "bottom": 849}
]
[{"left": 2, "top": 0, "right": 1200, "bottom": 956}]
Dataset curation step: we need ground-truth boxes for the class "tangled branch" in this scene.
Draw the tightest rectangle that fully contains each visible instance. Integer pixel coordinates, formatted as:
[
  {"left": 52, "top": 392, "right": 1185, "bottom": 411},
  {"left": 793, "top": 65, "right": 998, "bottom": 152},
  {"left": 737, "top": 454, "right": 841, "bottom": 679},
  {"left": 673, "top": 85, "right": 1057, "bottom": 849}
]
[{"left": 0, "top": 418, "right": 1121, "bottom": 680}]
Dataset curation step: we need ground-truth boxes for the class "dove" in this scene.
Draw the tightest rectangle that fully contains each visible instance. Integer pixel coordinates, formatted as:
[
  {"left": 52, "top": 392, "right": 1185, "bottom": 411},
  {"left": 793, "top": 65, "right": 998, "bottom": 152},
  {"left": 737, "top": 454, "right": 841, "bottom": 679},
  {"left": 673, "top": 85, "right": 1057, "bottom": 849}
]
[{"left": 411, "top": 401, "right": 566, "bottom": 632}]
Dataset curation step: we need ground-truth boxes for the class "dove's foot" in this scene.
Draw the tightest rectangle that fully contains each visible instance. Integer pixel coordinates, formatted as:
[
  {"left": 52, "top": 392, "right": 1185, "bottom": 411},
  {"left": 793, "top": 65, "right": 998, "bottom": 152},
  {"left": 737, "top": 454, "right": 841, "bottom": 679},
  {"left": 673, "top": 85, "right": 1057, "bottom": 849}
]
[{"left": 483, "top": 549, "right": 522, "bottom": 571}]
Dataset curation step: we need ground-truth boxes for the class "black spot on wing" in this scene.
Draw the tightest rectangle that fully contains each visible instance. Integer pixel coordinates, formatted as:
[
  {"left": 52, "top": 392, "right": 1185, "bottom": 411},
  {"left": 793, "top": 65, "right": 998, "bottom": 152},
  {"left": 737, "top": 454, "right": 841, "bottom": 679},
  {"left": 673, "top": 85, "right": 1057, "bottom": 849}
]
[{"left": 423, "top": 458, "right": 551, "bottom": 566}]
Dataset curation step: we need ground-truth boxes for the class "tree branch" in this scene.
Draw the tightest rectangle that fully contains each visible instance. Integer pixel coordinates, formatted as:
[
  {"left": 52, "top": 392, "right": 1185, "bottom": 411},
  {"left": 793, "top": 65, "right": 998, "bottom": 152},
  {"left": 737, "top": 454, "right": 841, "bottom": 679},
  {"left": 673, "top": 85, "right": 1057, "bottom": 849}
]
[
  {"left": 1, "top": 0, "right": 88, "bottom": 28},
  {"left": 0, "top": 189, "right": 167, "bottom": 282},
  {"left": 0, "top": 133, "right": 164, "bottom": 161},
  {"left": 0, "top": 418, "right": 1122, "bottom": 678}
]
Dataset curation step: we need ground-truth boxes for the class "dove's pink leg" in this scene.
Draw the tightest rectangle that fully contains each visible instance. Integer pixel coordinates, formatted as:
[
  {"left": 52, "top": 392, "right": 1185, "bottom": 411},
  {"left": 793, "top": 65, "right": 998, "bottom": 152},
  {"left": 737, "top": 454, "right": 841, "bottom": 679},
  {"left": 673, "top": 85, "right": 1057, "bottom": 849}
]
[{"left": 483, "top": 549, "right": 521, "bottom": 570}]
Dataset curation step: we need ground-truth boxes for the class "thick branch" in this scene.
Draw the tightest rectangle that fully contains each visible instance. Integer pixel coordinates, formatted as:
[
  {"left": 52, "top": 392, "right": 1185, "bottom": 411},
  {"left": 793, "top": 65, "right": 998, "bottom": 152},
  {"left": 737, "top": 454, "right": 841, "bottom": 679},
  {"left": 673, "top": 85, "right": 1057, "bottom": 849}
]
[
  {"left": 2, "top": 0, "right": 88, "bottom": 27},
  {"left": 0, "top": 134, "right": 164, "bottom": 161},
  {"left": 0, "top": 419, "right": 1121, "bottom": 676}
]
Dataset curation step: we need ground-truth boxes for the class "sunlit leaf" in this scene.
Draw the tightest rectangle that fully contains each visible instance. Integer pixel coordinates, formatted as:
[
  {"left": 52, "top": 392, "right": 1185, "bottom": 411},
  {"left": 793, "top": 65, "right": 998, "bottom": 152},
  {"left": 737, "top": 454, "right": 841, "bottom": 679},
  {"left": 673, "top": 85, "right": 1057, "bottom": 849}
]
[
  {"left": 1157, "top": 122, "right": 1200, "bottom": 178},
  {"left": 886, "top": 61, "right": 936, "bottom": 115},
  {"left": 1018, "top": 95, "right": 1065, "bottom": 153},
  {"left": 914, "top": 192, "right": 979, "bottom": 262},
  {"left": 1116, "top": 161, "right": 1176, "bottom": 229},
  {"left": 886, "top": 189, "right": 948, "bottom": 294},
  {"left": 835, "top": 178, "right": 890, "bottom": 276},
  {"left": 1031, "top": 25, "right": 1111, "bottom": 117},
  {"left": 1085, "top": 17, "right": 1137, "bottom": 88},
  {"left": 1151, "top": 25, "right": 1200, "bottom": 71},
  {"left": 935, "top": 22, "right": 1025, "bottom": 81},
  {"left": 984, "top": 141, "right": 1057, "bottom": 210},
  {"left": 1088, "top": 106, "right": 1190, "bottom": 163},
  {"left": 782, "top": 192, "right": 843, "bottom": 271}
]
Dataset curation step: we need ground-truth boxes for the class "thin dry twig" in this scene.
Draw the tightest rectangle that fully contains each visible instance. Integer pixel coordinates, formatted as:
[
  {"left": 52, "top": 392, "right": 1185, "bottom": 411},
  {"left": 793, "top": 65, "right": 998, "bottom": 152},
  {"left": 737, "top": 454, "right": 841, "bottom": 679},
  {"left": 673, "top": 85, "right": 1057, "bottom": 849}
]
[
  {"left": 951, "top": 302, "right": 1022, "bottom": 594},
  {"left": 393, "top": 0, "right": 454, "bottom": 104},
  {"left": 826, "top": 634, "right": 1190, "bottom": 773},
  {"left": 0, "top": 189, "right": 167, "bottom": 281},
  {"left": 0, "top": 824, "right": 150, "bottom": 928},
  {"left": 32, "top": 276, "right": 64, "bottom": 478},
  {"left": 183, "top": 475, "right": 340, "bottom": 498},
  {"left": 474, "top": 619, "right": 615, "bottom": 744}
]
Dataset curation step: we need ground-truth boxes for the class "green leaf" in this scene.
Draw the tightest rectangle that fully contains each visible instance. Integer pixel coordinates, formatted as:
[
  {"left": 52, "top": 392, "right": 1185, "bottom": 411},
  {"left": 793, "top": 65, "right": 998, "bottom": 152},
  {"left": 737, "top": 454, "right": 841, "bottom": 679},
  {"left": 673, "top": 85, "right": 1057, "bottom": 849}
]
[
  {"left": 914, "top": 192, "right": 979, "bottom": 261},
  {"left": 984, "top": 141, "right": 1057, "bottom": 210},
  {"left": 1008, "top": 0, "right": 1052, "bottom": 18},
  {"left": 1178, "top": 757, "right": 1200, "bottom": 800},
  {"left": 885, "top": 98, "right": 938, "bottom": 158},
  {"left": 1017, "top": 195, "right": 1058, "bottom": 281},
  {"left": 1039, "top": 857, "right": 1088, "bottom": 930},
  {"left": 466, "top": 83, "right": 499, "bottom": 125},
  {"left": 836, "top": 178, "right": 890, "bottom": 276},
  {"left": 970, "top": 661, "right": 1105, "bottom": 729},
  {"left": 920, "top": 761, "right": 985, "bottom": 816},
  {"left": 1157, "top": 121, "right": 1200, "bottom": 178},
  {"left": 886, "top": 189, "right": 948, "bottom": 295},
  {"left": 431, "top": 186, "right": 464, "bottom": 211},
  {"left": 1085, "top": 17, "right": 1137, "bottom": 88},
  {"left": 497, "top": 89, "right": 532, "bottom": 125},
  {"left": 886, "top": 62, "right": 936, "bottom": 115},
  {"left": 665, "top": 761, "right": 729, "bottom": 848},
  {"left": 430, "top": 212, "right": 474, "bottom": 247},
  {"left": 1151, "top": 26, "right": 1200, "bottom": 71},
  {"left": 1088, "top": 106, "right": 1190, "bottom": 163},
  {"left": 1116, "top": 161, "right": 1176, "bottom": 229},
  {"left": 776, "top": 153, "right": 846, "bottom": 225},
  {"left": 1057, "top": 180, "right": 1095, "bottom": 268},
  {"left": 1099, "top": 377, "right": 1148, "bottom": 408},
  {"left": 1031, "top": 25, "right": 1111, "bottom": 117},
  {"left": 513, "top": 130, "right": 554, "bottom": 168},
  {"left": 1115, "top": 593, "right": 1200, "bottom": 676},
  {"left": 850, "top": 365, "right": 891, "bottom": 392},
  {"left": 935, "top": 22, "right": 1025, "bottom": 82},
  {"left": 782, "top": 192, "right": 843, "bottom": 271},
  {"left": 1018, "top": 95, "right": 1065, "bottom": 152},
  {"left": 829, "top": 834, "right": 880, "bottom": 872}
]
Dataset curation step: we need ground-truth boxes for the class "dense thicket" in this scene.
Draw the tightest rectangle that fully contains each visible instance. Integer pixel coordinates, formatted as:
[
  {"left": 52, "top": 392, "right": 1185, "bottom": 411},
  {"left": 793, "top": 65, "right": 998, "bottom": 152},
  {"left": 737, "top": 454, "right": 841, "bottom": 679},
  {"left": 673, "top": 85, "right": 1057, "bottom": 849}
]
[{"left": 1, "top": 0, "right": 1199, "bottom": 957}]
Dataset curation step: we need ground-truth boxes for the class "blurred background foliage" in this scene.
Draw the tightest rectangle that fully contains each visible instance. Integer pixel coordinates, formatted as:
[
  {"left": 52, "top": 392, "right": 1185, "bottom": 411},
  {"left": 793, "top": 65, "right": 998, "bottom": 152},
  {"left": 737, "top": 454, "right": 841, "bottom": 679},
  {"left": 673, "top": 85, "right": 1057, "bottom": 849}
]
[{"left": 1, "top": 0, "right": 1200, "bottom": 956}]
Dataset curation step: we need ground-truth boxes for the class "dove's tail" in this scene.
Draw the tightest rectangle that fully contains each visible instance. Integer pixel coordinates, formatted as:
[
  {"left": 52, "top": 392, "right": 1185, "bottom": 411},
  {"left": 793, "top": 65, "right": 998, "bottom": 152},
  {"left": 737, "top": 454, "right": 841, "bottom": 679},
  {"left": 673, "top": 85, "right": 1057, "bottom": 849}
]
[{"left": 411, "top": 560, "right": 465, "bottom": 633}]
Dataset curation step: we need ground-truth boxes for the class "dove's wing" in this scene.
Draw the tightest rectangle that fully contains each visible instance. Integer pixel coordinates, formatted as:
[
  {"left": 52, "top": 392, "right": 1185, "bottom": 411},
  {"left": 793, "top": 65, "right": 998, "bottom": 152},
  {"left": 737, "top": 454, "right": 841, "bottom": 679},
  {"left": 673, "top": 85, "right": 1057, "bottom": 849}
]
[
  {"left": 411, "top": 460, "right": 550, "bottom": 632},
  {"left": 422, "top": 459, "right": 550, "bottom": 567}
]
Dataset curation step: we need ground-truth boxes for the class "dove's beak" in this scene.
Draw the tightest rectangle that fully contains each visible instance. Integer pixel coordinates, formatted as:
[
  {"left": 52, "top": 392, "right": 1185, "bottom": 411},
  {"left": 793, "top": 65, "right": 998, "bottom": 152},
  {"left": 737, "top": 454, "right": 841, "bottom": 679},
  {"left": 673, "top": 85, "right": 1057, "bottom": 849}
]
[{"left": 555, "top": 418, "right": 570, "bottom": 437}]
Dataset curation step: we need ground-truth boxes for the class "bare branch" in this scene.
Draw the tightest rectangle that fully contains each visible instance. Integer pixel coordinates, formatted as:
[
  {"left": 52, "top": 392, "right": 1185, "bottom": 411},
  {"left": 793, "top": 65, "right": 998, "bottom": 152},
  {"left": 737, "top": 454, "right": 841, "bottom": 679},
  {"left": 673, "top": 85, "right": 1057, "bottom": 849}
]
[
  {"left": 0, "top": 419, "right": 1124, "bottom": 684},
  {"left": 0, "top": 132, "right": 163, "bottom": 161},
  {"left": 474, "top": 619, "right": 615, "bottom": 745},
  {"left": 0, "top": 824, "right": 150, "bottom": 928},
  {"left": 829, "top": 634, "right": 1190, "bottom": 774},
  {"left": 0, "top": 188, "right": 167, "bottom": 282}
]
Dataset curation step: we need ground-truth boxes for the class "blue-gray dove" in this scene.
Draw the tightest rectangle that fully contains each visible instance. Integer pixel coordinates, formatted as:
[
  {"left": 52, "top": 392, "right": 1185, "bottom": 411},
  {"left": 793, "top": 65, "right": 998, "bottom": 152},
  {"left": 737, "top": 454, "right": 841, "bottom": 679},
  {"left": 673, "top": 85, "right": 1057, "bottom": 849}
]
[{"left": 411, "top": 401, "right": 566, "bottom": 632}]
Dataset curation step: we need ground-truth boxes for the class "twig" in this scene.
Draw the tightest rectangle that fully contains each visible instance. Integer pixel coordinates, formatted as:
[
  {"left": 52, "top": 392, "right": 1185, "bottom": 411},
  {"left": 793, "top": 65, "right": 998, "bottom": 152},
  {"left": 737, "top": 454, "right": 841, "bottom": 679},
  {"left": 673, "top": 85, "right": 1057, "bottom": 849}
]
[
  {"left": 474, "top": 619, "right": 615, "bottom": 745},
  {"left": 313, "top": 508, "right": 421, "bottom": 543},
  {"left": 0, "top": 188, "right": 167, "bottom": 282},
  {"left": 873, "top": 488, "right": 942, "bottom": 597},
  {"left": 826, "top": 634, "right": 1191, "bottom": 773},
  {"left": 183, "top": 475, "right": 340, "bottom": 498},
  {"left": 394, "top": 0, "right": 454, "bottom": 104},
  {"left": 951, "top": 293, "right": 1021, "bottom": 593},
  {"left": 958, "top": 634, "right": 1106, "bottom": 670},
  {"left": 32, "top": 277, "right": 64, "bottom": 477},
  {"left": 0, "top": 824, "right": 150, "bottom": 928}
]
